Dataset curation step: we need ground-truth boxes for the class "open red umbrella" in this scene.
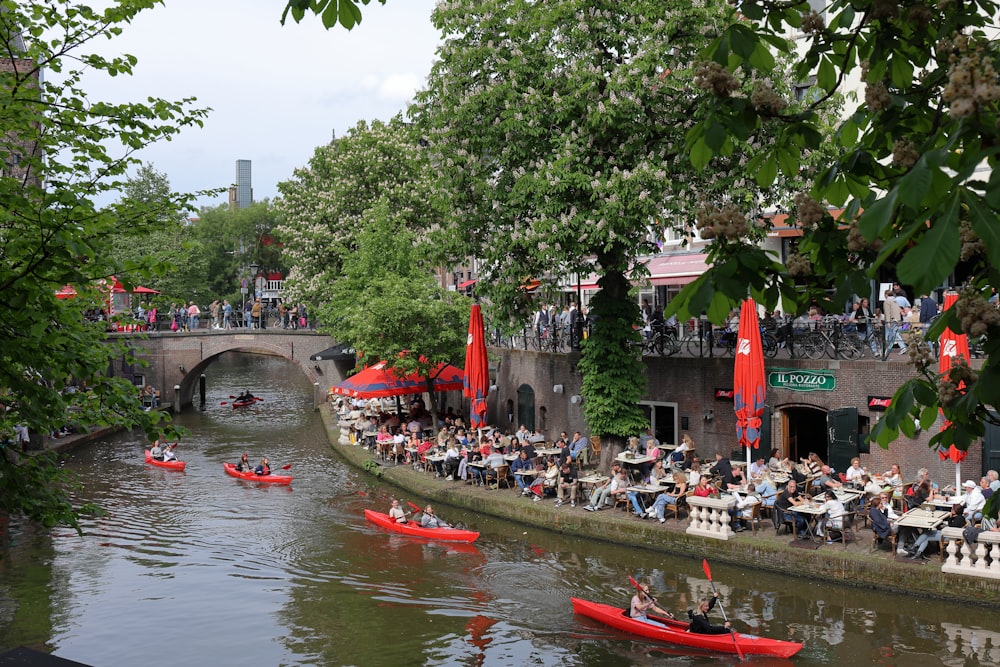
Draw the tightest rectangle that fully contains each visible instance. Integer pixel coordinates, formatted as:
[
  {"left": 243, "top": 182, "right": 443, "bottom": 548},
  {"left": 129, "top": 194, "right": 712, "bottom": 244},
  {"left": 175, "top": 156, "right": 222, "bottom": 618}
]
[
  {"left": 734, "top": 298, "right": 766, "bottom": 465},
  {"left": 330, "top": 360, "right": 464, "bottom": 399},
  {"left": 55, "top": 285, "right": 77, "bottom": 299},
  {"left": 937, "top": 291, "right": 969, "bottom": 490},
  {"left": 463, "top": 303, "right": 490, "bottom": 430}
]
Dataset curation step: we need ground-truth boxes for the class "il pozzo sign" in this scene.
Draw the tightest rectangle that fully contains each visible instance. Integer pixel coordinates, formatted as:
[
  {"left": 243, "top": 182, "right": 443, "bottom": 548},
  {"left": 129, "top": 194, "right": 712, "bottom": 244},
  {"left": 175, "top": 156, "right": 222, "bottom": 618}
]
[{"left": 767, "top": 369, "right": 836, "bottom": 392}]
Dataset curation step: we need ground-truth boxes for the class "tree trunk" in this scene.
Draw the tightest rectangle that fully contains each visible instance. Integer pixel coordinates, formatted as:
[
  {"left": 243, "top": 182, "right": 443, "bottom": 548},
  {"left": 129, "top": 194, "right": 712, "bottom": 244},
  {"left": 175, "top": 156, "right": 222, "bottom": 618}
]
[{"left": 598, "top": 434, "right": 626, "bottom": 475}]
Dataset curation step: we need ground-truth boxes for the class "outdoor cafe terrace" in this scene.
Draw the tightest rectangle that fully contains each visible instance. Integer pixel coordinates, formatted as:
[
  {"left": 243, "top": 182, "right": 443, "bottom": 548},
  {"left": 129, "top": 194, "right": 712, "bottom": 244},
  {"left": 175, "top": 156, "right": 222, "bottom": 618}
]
[{"left": 322, "top": 407, "right": 1000, "bottom": 607}]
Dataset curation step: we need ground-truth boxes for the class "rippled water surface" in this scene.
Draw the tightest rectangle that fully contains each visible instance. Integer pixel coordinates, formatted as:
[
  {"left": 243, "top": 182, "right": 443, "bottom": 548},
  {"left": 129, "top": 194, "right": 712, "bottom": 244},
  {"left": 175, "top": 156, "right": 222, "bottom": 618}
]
[{"left": 1, "top": 353, "right": 998, "bottom": 666}]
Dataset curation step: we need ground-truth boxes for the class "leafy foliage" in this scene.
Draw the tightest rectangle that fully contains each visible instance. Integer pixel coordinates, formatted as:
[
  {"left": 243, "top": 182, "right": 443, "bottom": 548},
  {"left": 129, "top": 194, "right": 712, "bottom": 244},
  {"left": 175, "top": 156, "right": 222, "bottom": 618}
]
[
  {"left": 0, "top": 1, "right": 206, "bottom": 531},
  {"left": 280, "top": 0, "right": 387, "bottom": 30},
  {"left": 685, "top": 0, "right": 1000, "bottom": 454},
  {"left": 412, "top": 0, "right": 817, "bottom": 449}
]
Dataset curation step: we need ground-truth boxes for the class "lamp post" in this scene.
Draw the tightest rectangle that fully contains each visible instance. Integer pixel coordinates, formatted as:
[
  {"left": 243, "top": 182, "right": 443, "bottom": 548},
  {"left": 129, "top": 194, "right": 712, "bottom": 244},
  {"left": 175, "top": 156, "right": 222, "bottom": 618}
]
[{"left": 249, "top": 262, "right": 260, "bottom": 299}]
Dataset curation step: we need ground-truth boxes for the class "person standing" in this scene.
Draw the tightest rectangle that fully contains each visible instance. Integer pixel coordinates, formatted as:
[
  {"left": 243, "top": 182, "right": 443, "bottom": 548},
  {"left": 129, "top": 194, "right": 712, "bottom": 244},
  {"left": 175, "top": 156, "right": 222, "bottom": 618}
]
[
  {"left": 187, "top": 301, "right": 200, "bottom": 331},
  {"left": 210, "top": 300, "right": 221, "bottom": 330},
  {"left": 882, "top": 288, "right": 905, "bottom": 354},
  {"left": 222, "top": 300, "right": 233, "bottom": 330},
  {"left": 250, "top": 298, "right": 262, "bottom": 330}
]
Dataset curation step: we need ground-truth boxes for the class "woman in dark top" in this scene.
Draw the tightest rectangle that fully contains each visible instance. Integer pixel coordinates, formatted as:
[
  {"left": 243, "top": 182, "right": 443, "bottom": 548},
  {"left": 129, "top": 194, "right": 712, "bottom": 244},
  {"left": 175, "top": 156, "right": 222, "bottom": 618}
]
[{"left": 688, "top": 593, "right": 732, "bottom": 634}]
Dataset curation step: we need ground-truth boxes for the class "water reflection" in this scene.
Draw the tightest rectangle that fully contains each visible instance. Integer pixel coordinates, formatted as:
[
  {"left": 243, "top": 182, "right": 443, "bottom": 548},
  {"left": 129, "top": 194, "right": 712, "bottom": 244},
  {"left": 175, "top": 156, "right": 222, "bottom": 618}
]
[{"left": 0, "top": 352, "right": 998, "bottom": 666}]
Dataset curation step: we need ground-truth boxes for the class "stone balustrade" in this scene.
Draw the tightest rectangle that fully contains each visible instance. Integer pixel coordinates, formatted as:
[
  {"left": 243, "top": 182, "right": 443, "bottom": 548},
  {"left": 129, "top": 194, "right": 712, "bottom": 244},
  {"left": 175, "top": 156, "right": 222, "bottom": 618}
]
[
  {"left": 941, "top": 526, "right": 1000, "bottom": 580},
  {"left": 686, "top": 495, "right": 737, "bottom": 540}
]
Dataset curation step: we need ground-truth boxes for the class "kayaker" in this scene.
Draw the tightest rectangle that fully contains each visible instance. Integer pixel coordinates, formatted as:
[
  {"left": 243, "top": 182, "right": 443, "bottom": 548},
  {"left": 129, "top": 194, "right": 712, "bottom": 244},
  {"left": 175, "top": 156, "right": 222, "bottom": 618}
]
[
  {"left": 419, "top": 504, "right": 451, "bottom": 529},
  {"left": 687, "top": 593, "right": 732, "bottom": 634},
  {"left": 388, "top": 499, "right": 409, "bottom": 524},
  {"left": 236, "top": 390, "right": 256, "bottom": 403},
  {"left": 235, "top": 452, "right": 253, "bottom": 473},
  {"left": 162, "top": 443, "right": 178, "bottom": 463},
  {"left": 630, "top": 580, "right": 674, "bottom": 625},
  {"left": 150, "top": 440, "right": 164, "bottom": 461},
  {"left": 255, "top": 457, "right": 271, "bottom": 476}
]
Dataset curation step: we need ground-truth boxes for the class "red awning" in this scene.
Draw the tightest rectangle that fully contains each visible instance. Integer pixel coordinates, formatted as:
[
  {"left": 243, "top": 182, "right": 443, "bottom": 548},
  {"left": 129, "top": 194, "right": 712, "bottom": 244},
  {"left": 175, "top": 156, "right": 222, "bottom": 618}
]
[
  {"left": 457, "top": 279, "right": 477, "bottom": 289},
  {"left": 646, "top": 253, "right": 709, "bottom": 286}
]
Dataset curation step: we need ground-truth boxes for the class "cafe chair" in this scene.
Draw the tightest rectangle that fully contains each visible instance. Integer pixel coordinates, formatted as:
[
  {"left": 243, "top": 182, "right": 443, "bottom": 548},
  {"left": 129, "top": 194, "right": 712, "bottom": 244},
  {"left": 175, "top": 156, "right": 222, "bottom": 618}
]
[
  {"left": 491, "top": 465, "right": 514, "bottom": 490},
  {"left": 776, "top": 509, "right": 797, "bottom": 537},
  {"left": 663, "top": 490, "right": 693, "bottom": 522},
  {"left": 613, "top": 492, "right": 630, "bottom": 512},
  {"left": 824, "top": 512, "right": 856, "bottom": 548},
  {"left": 590, "top": 436, "right": 601, "bottom": 464}
]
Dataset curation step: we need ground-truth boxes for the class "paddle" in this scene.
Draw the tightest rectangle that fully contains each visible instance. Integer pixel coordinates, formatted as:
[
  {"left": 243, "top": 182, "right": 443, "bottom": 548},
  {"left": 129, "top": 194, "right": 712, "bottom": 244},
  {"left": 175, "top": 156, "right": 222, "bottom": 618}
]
[
  {"left": 701, "top": 559, "right": 744, "bottom": 661},
  {"left": 406, "top": 501, "right": 423, "bottom": 513},
  {"left": 281, "top": 464, "right": 292, "bottom": 470},
  {"left": 628, "top": 575, "right": 674, "bottom": 620}
]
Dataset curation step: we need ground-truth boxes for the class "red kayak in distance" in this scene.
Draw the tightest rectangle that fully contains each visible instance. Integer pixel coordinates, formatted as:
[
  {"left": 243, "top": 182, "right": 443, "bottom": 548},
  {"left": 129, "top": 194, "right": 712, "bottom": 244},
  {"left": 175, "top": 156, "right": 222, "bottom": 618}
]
[
  {"left": 222, "top": 462, "right": 292, "bottom": 485},
  {"left": 231, "top": 398, "right": 258, "bottom": 409},
  {"left": 364, "top": 509, "right": 479, "bottom": 543},
  {"left": 571, "top": 598, "right": 802, "bottom": 659},
  {"left": 144, "top": 449, "right": 186, "bottom": 471}
]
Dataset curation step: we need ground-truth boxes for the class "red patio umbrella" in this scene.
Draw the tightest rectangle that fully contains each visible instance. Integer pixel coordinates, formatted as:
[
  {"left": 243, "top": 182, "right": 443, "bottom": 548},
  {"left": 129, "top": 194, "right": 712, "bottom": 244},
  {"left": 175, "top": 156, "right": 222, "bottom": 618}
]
[
  {"left": 55, "top": 285, "right": 77, "bottom": 299},
  {"left": 330, "top": 360, "right": 464, "bottom": 399},
  {"left": 937, "top": 291, "right": 969, "bottom": 490},
  {"left": 463, "top": 303, "right": 490, "bottom": 430},
  {"left": 733, "top": 298, "right": 766, "bottom": 465}
]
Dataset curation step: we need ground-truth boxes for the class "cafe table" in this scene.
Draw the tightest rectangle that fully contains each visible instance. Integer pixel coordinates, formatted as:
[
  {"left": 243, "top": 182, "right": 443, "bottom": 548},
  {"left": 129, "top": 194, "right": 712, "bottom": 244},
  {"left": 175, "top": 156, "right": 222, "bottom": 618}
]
[
  {"left": 929, "top": 496, "right": 965, "bottom": 511},
  {"left": 424, "top": 453, "right": 446, "bottom": 475},
  {"left": 616, "top": 452, "right": 656, "bottom": 483},
  {"left": 534, "top": 447, "right": 561, "bottom": 458},
  {"left": 466, "top": 460, "right": 488, "bottom": 484},
  {"left": 790, "top": 500, "right": 828, "bottom": 542},
  {"left": 896, "top": 507, "right": 950, "bottom": 530},
  {"left": 833, "top": 488, "right": 863, "bottom": 509},
  {"left": 626, "top": 482, "right": 674, "bottom": 513}
]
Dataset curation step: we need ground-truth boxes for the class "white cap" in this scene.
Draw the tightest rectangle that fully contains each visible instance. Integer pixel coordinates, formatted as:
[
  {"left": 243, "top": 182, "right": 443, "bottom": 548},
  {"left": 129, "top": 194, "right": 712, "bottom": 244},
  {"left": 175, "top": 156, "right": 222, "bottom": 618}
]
[{"left": 963, "top": 480, "right": 976, "bottom": 489}]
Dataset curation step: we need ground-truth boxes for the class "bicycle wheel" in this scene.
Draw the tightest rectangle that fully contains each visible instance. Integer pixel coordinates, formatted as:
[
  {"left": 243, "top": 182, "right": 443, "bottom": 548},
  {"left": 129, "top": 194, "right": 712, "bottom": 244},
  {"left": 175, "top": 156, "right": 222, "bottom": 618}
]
[
  {"left": 802, "top": 332, "right": 827, "bottom": 359},
  {"left": 662, "top": 332, "right": 681, "bottom": 356},
  {"left": 836, "top": 336, "right": 863, "bottom": 360},
  {"left": 685, "top": 334, "right": 708, "bottom": 357},
  {"left": 761, "top": 333, "right": 779, "bottom": 358}
]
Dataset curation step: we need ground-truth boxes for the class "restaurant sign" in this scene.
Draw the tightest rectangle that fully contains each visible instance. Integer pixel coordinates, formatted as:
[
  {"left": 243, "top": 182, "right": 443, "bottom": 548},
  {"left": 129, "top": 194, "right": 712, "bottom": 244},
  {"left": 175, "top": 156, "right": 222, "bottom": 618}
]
[
  {"left": 767, "top": 369, "right": 836, "bottom": 392},
  {"left": 714, "top": 388, "right": 734, "bottom": 400},
  {"left": 868, "top": 396, "right": 892, "bottom": 411}
]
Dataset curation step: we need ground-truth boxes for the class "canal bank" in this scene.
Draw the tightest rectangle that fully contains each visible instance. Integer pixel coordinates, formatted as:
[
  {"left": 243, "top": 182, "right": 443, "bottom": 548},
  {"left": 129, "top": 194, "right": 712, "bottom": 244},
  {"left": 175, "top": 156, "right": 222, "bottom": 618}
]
[{"left": 318, "top": 409, "right": 1000, "bottom": 607}]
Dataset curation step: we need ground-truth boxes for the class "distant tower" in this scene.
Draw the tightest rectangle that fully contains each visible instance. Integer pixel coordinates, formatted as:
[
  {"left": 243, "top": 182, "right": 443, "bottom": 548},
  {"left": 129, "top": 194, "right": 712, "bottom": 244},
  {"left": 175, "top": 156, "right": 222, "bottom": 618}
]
[{"left": 228, "top": 159, "right": 253, "bottom": 209}]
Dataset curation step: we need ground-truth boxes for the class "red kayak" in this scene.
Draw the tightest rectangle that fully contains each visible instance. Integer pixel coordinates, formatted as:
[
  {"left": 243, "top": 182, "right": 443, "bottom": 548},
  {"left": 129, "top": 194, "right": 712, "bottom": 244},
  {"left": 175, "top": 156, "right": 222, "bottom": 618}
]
[
  {"left": 223, "top": 462, "right": 292, "bottom": 485},
  {"left": 364, "top": 509, "right": 479, "bottom": 543},
  {"left": 144, "top": 449, "right": 186, "bottom": 471},
  {"left": 571, "top": 598, "right": 802, "bottom": 659},
  {"left": 231, "top": 398, "right": 257, "bottom": 409}
]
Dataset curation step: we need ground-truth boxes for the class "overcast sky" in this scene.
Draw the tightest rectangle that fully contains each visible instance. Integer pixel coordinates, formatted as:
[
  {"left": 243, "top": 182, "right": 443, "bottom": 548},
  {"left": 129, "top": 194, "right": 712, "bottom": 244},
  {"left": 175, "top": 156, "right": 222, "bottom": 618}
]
[{"left": 82, "top": 0, "right": 440, "bottom": 210}]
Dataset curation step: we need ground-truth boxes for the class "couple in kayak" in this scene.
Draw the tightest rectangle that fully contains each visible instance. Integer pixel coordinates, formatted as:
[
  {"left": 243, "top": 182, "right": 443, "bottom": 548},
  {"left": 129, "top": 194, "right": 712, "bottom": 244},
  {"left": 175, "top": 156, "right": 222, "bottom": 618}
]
[
  {"left": 388, "top": 499, "right": 451, "bottom": 528},
  {"left": 235, "top": 452, "right": 271, "bottom": 475},
  {"left": 149, "top": 440, "right": 178, "bottom": 462},
  {"left": 235, "top": 390, "right": 256, "bottom": 403},
  {"left": 632, "top": 581, "right": 732, "bottom": 634}
]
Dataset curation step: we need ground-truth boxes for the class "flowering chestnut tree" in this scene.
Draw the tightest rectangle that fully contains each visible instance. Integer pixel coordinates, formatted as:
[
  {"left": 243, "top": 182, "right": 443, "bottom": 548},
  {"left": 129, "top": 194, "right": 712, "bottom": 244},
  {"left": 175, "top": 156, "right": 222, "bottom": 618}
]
[
  {"left": 275, "top": 116, "right": 444, "bottom": 310},
  {"left": 685, "top": 0, "right": 1000, "bottom": 456},
  {"left": 412, "top": 0, "right": 821, "bottom": 461}
]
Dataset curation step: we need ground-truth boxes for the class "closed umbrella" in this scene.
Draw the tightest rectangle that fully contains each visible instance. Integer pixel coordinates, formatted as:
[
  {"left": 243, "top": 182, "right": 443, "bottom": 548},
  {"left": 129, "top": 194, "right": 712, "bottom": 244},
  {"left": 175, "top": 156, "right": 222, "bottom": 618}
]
[
  {"left": 734, "top": 298, "right": 766, "bottom": 466},
  {"left": 937, "top": 291, "right": 969, "bottom": 491},
  {"left": 463, "top": 303, "right": 490, "bottom": 430}
]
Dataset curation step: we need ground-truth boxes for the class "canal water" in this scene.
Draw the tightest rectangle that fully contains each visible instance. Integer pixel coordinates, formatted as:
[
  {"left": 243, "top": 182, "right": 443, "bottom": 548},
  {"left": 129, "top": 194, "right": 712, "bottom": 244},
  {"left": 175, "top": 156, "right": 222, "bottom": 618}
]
[{"left": 0, "top": 352, "right": 998, "bottom": 666}]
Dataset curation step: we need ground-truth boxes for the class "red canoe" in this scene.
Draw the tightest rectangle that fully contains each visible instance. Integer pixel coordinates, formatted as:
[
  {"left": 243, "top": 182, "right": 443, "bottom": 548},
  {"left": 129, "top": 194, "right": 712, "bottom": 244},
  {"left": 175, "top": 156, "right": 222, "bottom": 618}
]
[
  {"left": 144, "top": 449, "right": 186, "bottom": 471},
  {"left": 364, "top": 509, "right": 479, "bottom": 543},
  {"left": 571, "top": 598, "right": 802, "bottom": 659},
  {"left": 222, "top": 462, "right": 292, "bottom": 485},
  {"left": 231, "top": 398, "right": 257, "bottom": 409}
]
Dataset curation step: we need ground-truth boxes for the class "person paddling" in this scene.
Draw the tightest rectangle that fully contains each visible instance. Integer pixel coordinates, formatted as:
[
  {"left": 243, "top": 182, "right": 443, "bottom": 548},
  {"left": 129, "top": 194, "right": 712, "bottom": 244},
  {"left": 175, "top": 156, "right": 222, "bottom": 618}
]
[
  {"left": 235, "top": 452, "right": 253, "bottom": 472},
  {"left": 149, "top": 440, "right": 164, "bottom": 461},
  {"left": 236, "top": 390, "right": 256, "bottom": 403},
  {"left": 388, "top": 499, "right": 409, "bottom": 524},
  {"left": 161, "top": 443, "right": 178, "bottom": 463},
  {"left": 254, "top": 457, "right": 271, "bottom": 476},
  {"left": 419, "top": 504, "right": 451, "bottom": 529},
  {"left": 688, "top": 592, "right": 732, "bottom": 634},
  {"left": 630, "top": 580, "right": 674, "bottom": 625}
]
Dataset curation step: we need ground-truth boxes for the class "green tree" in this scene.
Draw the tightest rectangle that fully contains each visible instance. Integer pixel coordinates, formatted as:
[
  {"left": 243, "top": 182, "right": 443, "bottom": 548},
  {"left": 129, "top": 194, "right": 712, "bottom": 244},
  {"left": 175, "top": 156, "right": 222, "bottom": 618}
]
[
  {"left": 685, "top": 0, "right": 1000, "bottom": 458},
  {"left": 275, "top": 116, "right": 444, "bottom": 310},
  {"left": 0, "top": 1, "right": 206, "bottom": 532},
  {"left": 412, "top": 0, "right": 821, "bottom": 465},
  {"left": 280, "top": 0, "right": 386, "bottom": 30},
  {"left": 323, "top": 200, "right": 469, "bottom": 429}
]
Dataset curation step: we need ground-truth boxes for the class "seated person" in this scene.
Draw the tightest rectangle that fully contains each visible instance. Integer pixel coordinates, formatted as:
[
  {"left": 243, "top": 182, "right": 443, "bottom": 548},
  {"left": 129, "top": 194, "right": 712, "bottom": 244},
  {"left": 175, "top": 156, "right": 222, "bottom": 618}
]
[
  {"left": 647, "top": 473, "right": 689, "bottom": 523},
  {"left": 149, "top": 440, "right": 164, "bottom": 461},
  {"left": 236, "top": 390, "right": 256, "bottom": 403},
  {"left": 478, "top": 450, "right": 506, "bottom": 485},
  {"left": 511, "top": 450, "right": 536, "bottom": 493},
  {"left": 419, "top": 504, "right": 451, "bottom": 529},
  {"left": 692, "top": 476, "right": 716, "bottom": 498},
  {"left": 905, "top": 503, "right": 966, "bottom": 560},
  {"left": 687, "top": 593, "right": 732, "bottom": 634},
  {"left": 816, "top": 489, "right": 846, "bottom": 539},
  {"left": 815, "top": 465, "right": 843, "bottom": 495},
  {"left": 962, "top": 479, "right": 986, "bottom": 523},
  {"left": 235, "top": 452, "right": 253, "bottom": 472},
  {"left": 254, "top": 456, "right": 271, "bottom": 475},
  {"left": 709, "top": 453, "right": 741, "bottom": 489},
  {"left": 162, "top": 443, "right": 178, "bottom": 463},
  {"left": 730, "top": 483, "right": 760, "bottom": 531},
  {"left": 845, "top": 457, "right": 865, "bottom": 486},
  {"left": 569, "top": 432, "right": 590, "bottom": 463},
  {"left": 775, "top": 479, "right": 809, "bottom": 538},
  {"left": 388, "top": 499, "right": 408, "bottom": 524},
  {"left": 630, "top": 580, "right": 674, "bottom": 625},
  {"left": 749, "top": 456, "right": 768, "bottom": 480},
  {"left": 585, "top": 468, "right": 627, "bottom": 511},
  {"left": 868, "top": 495, "right": 898, "bottom": 546},
  {"left": 555, "top": 462, "right": 578, "bottom": 507},
  {"left": 442, "top": 442, "right": 461, "bottom": 480}
]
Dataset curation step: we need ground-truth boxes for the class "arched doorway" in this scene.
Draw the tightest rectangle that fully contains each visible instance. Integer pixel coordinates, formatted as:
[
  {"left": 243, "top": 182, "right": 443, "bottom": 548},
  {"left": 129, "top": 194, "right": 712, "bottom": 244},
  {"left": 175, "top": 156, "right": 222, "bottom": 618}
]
[
  {"left": 781, "top": 405, "right": 828, "bottom": 463},
  {"left": 516, "top": 384, "right": 535, "bottom": 432}
]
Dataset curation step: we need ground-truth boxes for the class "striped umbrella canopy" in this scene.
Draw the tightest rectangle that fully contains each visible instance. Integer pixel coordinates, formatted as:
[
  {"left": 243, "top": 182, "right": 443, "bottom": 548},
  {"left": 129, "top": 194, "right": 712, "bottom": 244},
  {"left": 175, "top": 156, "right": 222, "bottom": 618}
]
[{"left": 331, "top": 360, "right": 464, "bottom": 399}]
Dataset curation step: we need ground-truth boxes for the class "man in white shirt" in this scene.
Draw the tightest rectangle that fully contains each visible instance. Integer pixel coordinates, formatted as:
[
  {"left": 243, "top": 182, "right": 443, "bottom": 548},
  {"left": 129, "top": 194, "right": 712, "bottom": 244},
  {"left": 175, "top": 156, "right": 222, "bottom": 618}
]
[{"left": 963, "top": 479, "right": 986, "bottom": 522}]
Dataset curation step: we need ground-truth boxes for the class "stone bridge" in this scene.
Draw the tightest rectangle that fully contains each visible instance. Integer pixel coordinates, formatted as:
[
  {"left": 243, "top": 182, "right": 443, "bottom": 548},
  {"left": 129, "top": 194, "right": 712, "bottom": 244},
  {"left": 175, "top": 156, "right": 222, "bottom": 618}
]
[{"left": 112, "top": 329, "right": 351, "bottom": 410}]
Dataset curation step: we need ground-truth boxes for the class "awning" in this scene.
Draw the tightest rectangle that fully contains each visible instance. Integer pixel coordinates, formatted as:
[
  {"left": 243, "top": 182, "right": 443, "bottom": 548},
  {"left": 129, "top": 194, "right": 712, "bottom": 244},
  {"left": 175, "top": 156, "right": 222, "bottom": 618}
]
[
  {"left": 311, "top": 343, "right": 357, "bottom": 362},
  {"left": 646, "top": 253, "right": 709, "bottom": 286},
  {"left": 457, "top": 279, "right": 477, "bottom": 289}
]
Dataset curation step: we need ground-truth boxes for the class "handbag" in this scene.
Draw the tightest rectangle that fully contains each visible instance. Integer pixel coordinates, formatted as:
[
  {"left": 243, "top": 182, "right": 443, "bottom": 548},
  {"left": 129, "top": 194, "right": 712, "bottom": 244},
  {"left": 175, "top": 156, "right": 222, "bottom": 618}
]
[
  {"left": 170, "top": 320, "right": 178, "bottom": 331},
  {"left": 300, "top": 316, "right": 306, "bottom": 327}
]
